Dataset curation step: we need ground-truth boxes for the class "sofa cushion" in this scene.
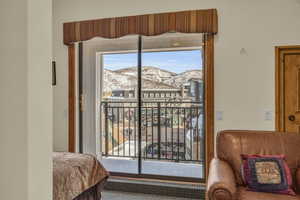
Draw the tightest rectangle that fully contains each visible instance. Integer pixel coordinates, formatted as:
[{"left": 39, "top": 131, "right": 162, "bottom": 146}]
[
  {"left": 237, "top": 187, "right": 300, "bottom": 200},
  {"left": 241, "top": 154, "right": 295, "bottom": 195},
  {"left": 217, "top": 130, "right": 300, "bottom": 185}
]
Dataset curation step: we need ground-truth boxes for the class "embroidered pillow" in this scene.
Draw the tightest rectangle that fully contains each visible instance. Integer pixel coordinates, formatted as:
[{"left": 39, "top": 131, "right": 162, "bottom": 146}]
[{"left": 241, "top": 154, "right": 295, "bottom": 195}]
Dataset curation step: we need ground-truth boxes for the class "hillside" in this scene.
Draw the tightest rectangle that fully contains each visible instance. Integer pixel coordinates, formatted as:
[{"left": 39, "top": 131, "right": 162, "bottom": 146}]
[
  {"left": 103, "top": 69, "right": 177, "bottom": 92},
  {"left": 114, "top": 66, "right": 177, "bottom": 83},
  {"left": 164, "top": 70, "right": 202, "bottom": 88},
  {"left": 103, "top": 66, "right": 202, "bottom": 92}
]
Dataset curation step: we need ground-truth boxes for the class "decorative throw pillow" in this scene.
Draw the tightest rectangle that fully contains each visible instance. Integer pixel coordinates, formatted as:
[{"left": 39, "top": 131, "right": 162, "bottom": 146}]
[{"left": 241, "top": 154, "right": 295, "bottom": 195}]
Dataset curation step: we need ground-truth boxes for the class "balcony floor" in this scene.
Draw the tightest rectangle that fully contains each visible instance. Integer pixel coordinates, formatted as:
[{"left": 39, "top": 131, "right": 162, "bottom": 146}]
[{"left": 101, "top": 157, "right": 203, "bottom": 179}]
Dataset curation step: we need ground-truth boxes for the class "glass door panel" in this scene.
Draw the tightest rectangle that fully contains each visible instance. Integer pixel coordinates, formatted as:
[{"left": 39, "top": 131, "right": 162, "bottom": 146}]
[
  {"left": 140, "top": 33, "right": 205, "bottom": 179},
  {"left": 100, "top": 35, "right": 139, "bottom": 174}
]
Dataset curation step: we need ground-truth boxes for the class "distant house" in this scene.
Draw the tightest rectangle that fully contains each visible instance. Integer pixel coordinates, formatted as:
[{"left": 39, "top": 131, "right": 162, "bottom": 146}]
[
  {"left": 111, "top": 88, "right": 185, "bottom": 100},
  {"left": 112, "top": 89, "right": 135, "bottom": 98}
]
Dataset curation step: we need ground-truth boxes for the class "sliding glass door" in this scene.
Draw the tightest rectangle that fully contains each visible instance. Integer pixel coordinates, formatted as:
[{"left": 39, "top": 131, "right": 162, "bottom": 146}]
[
  {"left": 100, "top": 35, "right": 139, "bottom": 174},
  {"left": 141, "top": 33, "right": 204, "bottom": 179},
  {"left": 100, "top": 33, "right": 204, "bottom": 181}
]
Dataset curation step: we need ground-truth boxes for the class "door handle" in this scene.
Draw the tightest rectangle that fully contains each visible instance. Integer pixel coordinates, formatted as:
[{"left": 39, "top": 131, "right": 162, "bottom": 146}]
[{"left": 288, "top": 115, "right": 296, "bottom": 121}]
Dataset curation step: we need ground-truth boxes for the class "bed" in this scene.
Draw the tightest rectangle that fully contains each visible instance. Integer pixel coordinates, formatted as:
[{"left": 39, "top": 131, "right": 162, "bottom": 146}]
[{"left": 53, "top": 152, "right": 109, "bottom": 200}]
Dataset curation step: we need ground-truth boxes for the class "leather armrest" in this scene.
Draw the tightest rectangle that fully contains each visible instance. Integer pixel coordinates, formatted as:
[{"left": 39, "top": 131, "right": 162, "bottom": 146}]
[{"left": 207, "top": 158, "right": 237, "bottom": 200}]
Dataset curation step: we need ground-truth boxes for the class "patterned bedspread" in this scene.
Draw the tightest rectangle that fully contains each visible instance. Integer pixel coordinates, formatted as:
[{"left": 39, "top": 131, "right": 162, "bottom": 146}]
[{"left": 53, "top": 152, "right": 109, "bottom": 200}]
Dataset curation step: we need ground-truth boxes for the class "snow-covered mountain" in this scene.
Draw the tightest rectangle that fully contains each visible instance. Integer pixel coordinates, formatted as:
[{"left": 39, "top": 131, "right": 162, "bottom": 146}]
[
  {"left": 103, "top": 69, "right": 137, "bottom": 92},
  {"left": 114, "top": 66, "right": 177, "bottom": 83},
  {"left": 164, "top": 70, "right": 202, "bottom": 88},
  {"left": 103, "top": 68, "right": 177, "bottom": 92},
  {"left": 103, "top": 66, "right": 202, "bottom": 92}
]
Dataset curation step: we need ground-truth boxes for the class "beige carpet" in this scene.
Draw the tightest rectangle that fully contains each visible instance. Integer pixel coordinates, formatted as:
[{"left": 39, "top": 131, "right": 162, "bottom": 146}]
[{"left": 102, "top": 190, "right": 197, "bottom": 200}]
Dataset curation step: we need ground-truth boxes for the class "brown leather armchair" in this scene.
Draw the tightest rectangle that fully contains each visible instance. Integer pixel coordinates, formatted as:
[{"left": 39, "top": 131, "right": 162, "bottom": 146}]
[{"left": 207, "top": 130, "right": 300, "bottom": 200}]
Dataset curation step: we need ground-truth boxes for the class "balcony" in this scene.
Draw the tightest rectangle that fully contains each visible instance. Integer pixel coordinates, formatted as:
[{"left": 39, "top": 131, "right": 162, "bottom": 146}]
[{"left": 100, "top": 100, "right": 204, "bottom": 179}]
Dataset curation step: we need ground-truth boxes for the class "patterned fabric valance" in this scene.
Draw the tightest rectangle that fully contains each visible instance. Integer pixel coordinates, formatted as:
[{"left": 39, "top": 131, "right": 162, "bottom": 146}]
[{"left": 63, "top": 9, "right": 218, "bottom": 45}]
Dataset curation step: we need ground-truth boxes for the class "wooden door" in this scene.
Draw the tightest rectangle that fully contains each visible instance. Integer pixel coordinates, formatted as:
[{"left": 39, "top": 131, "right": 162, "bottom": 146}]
[{"left": 276, "top": 46, "right": 300, "bottom": 133}]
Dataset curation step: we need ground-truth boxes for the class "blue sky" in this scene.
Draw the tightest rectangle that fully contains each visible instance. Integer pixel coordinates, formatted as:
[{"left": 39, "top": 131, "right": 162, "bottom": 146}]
[{"left": 103, "top": 50, "right": 202, "bottom": 74}]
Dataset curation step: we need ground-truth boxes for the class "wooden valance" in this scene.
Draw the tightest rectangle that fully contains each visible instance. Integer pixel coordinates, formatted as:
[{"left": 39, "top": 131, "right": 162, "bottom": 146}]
[{"left": 63, "top": 9, "right": 218, "bottom": 45}]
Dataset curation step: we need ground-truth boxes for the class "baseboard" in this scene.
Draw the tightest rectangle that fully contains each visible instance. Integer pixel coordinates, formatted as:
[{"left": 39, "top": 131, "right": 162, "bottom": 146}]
[{"left": 104, "top": 176, "right": 206, "bottom": 199}]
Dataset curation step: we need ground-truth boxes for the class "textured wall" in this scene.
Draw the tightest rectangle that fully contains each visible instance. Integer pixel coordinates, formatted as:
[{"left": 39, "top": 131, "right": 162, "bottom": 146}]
[{"left": 0, "top": 0, "right": 52, "bottom": 199}]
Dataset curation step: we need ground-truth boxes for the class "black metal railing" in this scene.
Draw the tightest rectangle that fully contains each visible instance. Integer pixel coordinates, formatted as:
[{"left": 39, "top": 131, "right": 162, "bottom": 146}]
[{"left": 101, "top": 100, "right": 204, "bottom": 163}]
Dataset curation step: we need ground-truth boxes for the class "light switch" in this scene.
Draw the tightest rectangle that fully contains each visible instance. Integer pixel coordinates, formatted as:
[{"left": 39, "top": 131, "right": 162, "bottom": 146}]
[
  {"left": 264, "top": 111, "right": 273, "bottom": 121},
  {"left": 216, "top": 111, "right": 223, "bottom": 120}
]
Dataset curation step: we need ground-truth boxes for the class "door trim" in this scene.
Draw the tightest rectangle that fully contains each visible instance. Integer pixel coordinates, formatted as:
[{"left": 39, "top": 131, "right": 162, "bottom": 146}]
[
  {"left": 275, "top": 46, "right": 300, "bottom": 132},
  {"left": 68, "top": 44, "right": 76, "bottom": 152},
  {"left": 78, "top": 42, "right": 83, "bottom": 153},
  {"left": 203, "top": 34, "right": 214, "bottom": 180}
]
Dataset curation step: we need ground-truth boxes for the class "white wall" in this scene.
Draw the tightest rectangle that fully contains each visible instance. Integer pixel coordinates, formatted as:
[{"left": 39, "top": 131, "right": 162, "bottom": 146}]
[
  {"left": 53, "top": 0, "right": 300, "bottom": 151},
  {"left": 27, "top": 0, "right": 53, "bottom": 199},
  {"left": 0, "top": 0, "right": 52, "bottom": 199}
]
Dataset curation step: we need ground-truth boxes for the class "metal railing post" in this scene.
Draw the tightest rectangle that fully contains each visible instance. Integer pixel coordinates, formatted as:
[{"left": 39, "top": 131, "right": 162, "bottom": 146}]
[
  {"left": 157, "top": 102, "right": 161, "bottom": 160},
  {"left": 104, "top": 102, "right": 108, "bottom": 157}
]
